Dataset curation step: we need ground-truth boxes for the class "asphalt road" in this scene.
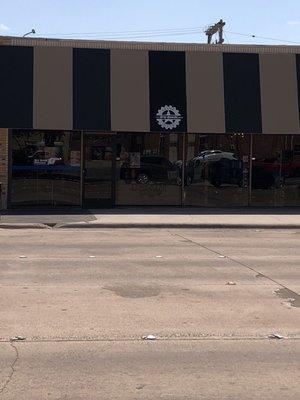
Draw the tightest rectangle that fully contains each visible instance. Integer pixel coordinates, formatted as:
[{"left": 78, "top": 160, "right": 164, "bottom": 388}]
[{"left": 0, "top": 228, "right": 299, "bottom": 399}]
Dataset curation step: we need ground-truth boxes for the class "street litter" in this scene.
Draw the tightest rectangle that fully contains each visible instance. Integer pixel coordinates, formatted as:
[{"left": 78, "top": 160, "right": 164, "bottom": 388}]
[
  {"left": 10, "top": 336, "right": 26, "bottom": 341},
  {"left": 226, "top": 281, "right": 236, "bottom": 285},
  {"left": 136, "top": 384, "right": 146, "bottom": 390},
  {"left": 267, "top": 333, "right": 284, "bottom": 339},
  {"left": 142, "top": 334, "right": 156, "bottom": 340}
]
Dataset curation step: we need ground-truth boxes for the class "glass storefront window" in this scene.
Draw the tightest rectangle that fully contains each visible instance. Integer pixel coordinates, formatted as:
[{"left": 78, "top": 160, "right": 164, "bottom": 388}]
[
  {"left": 10, "top": 130, "right": 300, "bottom": 209},
  {"left": 285, "top": 135, "right": 300, "bottom": 206},
  {"left": 115, "top": 133, "right": 183, "bottom": 206},
  {"left": 184, "top": 133, "right": 250, "bottom": 207},
  {"left": 251, "top": 135, "right": 300, "bottom": 206},
  {"left": 11, "top": 130, "right": 81, "bottom": 207}
]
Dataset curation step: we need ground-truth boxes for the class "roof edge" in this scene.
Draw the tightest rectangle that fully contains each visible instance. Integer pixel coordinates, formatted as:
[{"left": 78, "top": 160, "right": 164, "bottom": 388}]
[{"left": 1, "top": 35, "right": 300, "bottom": 54}]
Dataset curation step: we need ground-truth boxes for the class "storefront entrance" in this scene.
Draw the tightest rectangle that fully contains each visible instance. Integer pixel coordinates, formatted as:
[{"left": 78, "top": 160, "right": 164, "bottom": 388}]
[{"left": 83, "top": 133, "right": 115, "bottom": 208}]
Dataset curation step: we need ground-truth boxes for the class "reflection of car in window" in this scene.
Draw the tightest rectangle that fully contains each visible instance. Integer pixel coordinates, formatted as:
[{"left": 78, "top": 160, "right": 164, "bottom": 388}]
[
  {"left": 186, "top": 150, "right": 240, "bottom": 186},
  {"left": 208, "top": 158, "right": 243, "bottom": 187},
  {"left": 252, "top": 159, "right": 283, "bottom": 189},
  {"left": 28, "top": 150, "right": 63, "bottom": 166},
  {"left": 120, "top": 155, "right": 180, "bottom": 184},
  {"left": 197, "top": 150, "right": 237, "bottom": 161},
  {"left": 250, "top": 155, "right": 300, "bottom": 189}
]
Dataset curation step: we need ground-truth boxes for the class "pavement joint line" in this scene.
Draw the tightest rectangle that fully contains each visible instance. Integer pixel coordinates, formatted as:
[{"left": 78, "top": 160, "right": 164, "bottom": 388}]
[
  {"left": 0, "top": 337, "right": 299, "bottom": 343},
  {"left": 169, "top": 231, "right": 300, "bottom": 299},
  {"left": 0, "top": 341, "right": 19, "bottom": 395},
  {"left": 1, "top": 255, "right": 299, "bottom": 260},
  {"left": 0, "top": 284, "right": 278, "bottom": 287}
]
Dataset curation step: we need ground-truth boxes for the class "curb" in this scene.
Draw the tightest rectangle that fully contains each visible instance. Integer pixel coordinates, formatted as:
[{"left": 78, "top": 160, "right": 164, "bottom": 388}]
[
  {"left": 0, "top": 223, "right": 51, "bottom": 229},
  {"left": 1, "top": 222, "right": 300, "bottom": 230},
  {"left": 55, "top": 222, "right": 300, "bottom": 229}
]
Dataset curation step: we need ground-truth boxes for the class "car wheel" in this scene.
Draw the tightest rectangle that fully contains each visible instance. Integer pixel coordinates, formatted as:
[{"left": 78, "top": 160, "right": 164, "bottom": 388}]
[{"left": 137, "top": 173, "right": 149, "bottom": 184}]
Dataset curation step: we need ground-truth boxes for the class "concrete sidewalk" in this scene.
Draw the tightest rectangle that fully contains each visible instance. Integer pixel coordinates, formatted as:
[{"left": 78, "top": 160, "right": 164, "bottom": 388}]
[{"left": 1, "top": 207, "right": 300, "bottom": 229}]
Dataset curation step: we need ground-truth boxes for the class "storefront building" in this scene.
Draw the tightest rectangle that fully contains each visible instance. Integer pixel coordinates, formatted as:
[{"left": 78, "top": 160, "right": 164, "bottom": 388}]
[{"left": 1, "top": 36, "right": 300, "bottom": 208}]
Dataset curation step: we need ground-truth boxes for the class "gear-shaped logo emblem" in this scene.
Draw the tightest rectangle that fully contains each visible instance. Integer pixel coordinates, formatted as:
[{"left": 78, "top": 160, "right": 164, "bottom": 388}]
[{"left": 156, "top": 105, "right": 182, "bottom": 130}]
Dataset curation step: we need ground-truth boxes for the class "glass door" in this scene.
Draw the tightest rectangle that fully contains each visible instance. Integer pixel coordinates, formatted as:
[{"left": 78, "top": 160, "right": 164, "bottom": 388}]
[
  {"left": 115, "top": 133, "right": 183, "bottom": 206},
  {"left": 83, "top": 133, "right": 115, "bottom": 208},
  {"left": 11, "top": 130, "right": 81, "bottom": 208}
]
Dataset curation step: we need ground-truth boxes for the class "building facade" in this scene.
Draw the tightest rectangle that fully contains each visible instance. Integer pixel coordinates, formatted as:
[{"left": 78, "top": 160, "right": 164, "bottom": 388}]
[{"left": 1, "top": 36, "right": 300, "bottom": 208}]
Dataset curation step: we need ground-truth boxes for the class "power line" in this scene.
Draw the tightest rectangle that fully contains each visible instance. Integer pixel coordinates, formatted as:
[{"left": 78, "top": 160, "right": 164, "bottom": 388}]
[
  {"left": 225, "top": 30, "right": 300, "bottom": 45},
  {"left": 223, "top": 31, "right": 230, "bottom": 44},
  {"left": 35, "top": 30, "right": 202, "bottom": 41},
  {"left": 37, "top": 26, "right": 205, "bottom": 37},
  {"left": 8, "top": 24, "right": 300, "bottom": 45}
]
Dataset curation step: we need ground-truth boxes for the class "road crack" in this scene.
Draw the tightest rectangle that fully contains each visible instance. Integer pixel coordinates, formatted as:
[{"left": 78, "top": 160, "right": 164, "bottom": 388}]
[
  {"left": 168, "top": 231, "right": 300, "bottom": 299},
  {"left": 0, "top": 341, "right": 19, "bottom": 395}
]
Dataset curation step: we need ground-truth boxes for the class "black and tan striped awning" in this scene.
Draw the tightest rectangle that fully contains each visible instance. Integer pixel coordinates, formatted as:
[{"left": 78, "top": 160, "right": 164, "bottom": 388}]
[{"left": 0, "top": 37, "right": 300, "bottom": 134}]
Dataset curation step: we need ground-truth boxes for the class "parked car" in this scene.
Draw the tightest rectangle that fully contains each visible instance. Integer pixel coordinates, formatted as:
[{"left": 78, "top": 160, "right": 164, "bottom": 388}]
[
  {"left": 208, "top": 158, "right": 243, "bottom": 187},
  {"left": 28, "top": 150, "right": 63, "bottom": 166},
  {"left": 120, "top": 155, "right": 181, "bottom": 184},
  {"left": 194, "top": 150, "right": 237, "bottom": 162},
  {"left": 186, "top": 151, "right": 241, "bottom": 186}
]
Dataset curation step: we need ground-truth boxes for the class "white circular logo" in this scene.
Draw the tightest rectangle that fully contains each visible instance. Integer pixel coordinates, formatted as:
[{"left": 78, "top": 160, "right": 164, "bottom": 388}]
[{"left": 156, "top": 105, "right": 182, "bottom": 130}]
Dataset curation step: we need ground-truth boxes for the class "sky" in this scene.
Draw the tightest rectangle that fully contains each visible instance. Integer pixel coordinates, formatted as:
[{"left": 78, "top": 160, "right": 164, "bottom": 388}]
[{"left": 1, "top": 0, "right": 300, "bottom": 45}]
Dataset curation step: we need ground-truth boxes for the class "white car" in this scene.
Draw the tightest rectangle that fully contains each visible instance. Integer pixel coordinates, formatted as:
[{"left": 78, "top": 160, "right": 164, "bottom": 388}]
[{"left": 196, "top": 150, "right": 237, "bottom": 162}]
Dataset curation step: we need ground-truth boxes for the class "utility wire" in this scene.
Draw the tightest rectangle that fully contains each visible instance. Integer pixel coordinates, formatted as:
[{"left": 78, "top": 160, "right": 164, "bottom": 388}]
[
  {"left": 5, "top": 31, "right": 201, "bottom": 40},
  {"left": 37, "top": 26, "right": 205, "bottom": 37},
  {"left": 225, "top": 30, "right": 300, "bottom": 45},
  {"left": 34, "top": 30, "right": 202, "bottom": 40},
  {"left": 12, "top": 24, "right": 300, "bottom": 45},
  {"left": 223, "top": 31, "right": 230, "bottom": 44},
  {"left": 97, "top": 31, "right": 200, "bottom": 39}
]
